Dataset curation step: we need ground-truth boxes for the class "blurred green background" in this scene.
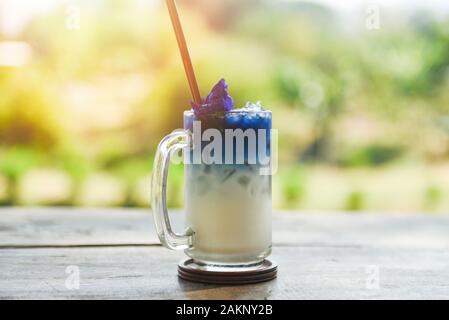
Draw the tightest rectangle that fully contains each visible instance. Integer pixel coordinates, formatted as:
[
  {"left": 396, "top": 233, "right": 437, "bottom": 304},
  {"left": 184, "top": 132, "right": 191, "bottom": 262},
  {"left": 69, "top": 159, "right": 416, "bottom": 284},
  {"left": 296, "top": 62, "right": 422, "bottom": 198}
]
[{"left": 1, "top": 0, "right": 449, "bottom": 212}]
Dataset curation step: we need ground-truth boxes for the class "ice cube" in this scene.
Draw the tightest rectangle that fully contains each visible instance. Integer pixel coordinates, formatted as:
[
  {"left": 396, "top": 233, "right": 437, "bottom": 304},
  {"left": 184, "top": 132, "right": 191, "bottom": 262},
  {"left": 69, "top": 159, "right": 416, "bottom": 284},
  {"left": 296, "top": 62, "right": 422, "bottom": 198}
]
[
  {"left": 195, "top": 175, "right": 210, "bottom": 194},
  {"left": 243, "top": 101, "right": 264, "bottom": 112},
  {"left": 219, "top": 167, "right": 237, "bottom": 183},
  {"left": 237, "top": 175, "right": 251, "bottom": 188},
  {"left": 225, "top": 113, "right": 242, "bottom": 128}
]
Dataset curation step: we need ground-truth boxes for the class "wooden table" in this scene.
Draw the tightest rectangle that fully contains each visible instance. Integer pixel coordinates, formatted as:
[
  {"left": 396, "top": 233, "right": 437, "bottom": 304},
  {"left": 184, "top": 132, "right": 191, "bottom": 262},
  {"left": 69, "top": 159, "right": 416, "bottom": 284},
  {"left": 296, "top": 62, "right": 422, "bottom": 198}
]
[{"left": 1, "top": 208, "right": 448, "bottom": 299}]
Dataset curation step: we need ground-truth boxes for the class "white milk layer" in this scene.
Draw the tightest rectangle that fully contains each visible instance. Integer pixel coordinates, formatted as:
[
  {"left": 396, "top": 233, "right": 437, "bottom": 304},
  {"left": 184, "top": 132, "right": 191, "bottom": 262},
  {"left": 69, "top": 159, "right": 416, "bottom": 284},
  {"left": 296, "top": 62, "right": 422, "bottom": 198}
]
[{"left": 185, "top": 167, "right": 272, "bottom": 264}]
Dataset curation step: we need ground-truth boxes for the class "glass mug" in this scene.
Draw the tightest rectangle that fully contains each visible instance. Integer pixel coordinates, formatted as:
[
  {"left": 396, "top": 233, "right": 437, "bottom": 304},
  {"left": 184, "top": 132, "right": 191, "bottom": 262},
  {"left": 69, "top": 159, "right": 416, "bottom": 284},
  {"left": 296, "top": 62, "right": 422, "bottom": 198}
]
[{"left": 151, "top": 109, "right": 272, "bottom": 268}]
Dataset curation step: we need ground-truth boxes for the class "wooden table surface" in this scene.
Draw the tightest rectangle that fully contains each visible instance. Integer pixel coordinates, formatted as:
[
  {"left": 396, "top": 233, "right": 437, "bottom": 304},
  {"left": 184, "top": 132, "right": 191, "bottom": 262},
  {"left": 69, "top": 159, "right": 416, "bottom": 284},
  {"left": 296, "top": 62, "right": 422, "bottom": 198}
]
[{"left": 1, "top": 208, "right": 448, "bottom": 300}]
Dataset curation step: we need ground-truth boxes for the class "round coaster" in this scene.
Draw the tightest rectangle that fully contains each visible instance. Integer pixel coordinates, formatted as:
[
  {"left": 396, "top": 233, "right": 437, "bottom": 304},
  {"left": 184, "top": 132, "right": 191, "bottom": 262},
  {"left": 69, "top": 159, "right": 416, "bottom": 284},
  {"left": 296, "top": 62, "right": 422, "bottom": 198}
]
[{"left": 178, "top": 259, "right": 278, "bottom": 285}]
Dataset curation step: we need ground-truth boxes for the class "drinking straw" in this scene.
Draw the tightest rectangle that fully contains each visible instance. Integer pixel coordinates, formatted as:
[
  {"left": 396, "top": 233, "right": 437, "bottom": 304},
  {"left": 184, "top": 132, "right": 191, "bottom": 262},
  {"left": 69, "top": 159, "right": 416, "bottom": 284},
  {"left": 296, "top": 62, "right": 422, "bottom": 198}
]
[{"left": 165, "top": 0, "right": 202, "bottom": 104}]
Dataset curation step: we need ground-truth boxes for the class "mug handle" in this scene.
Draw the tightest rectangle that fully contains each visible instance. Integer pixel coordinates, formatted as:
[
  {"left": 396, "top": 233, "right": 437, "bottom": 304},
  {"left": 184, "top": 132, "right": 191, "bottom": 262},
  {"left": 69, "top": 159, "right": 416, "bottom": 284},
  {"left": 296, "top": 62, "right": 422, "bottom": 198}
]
[{"left": 151, "top": 130, "right": 194, "bottom": 250}]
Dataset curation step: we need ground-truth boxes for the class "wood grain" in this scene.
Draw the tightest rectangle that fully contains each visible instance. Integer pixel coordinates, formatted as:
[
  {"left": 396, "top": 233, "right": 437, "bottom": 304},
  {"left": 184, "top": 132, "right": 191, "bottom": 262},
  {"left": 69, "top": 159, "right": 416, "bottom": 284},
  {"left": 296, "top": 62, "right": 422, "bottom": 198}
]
[
  {"left": 1, "top": 246, "right": 448, "bottom": 299},
  {"left": 1, "top": 208, "right": 449, "bottom": 249},
  {"left": 1, "top": 208, "right": 449, "bottom": 299}
]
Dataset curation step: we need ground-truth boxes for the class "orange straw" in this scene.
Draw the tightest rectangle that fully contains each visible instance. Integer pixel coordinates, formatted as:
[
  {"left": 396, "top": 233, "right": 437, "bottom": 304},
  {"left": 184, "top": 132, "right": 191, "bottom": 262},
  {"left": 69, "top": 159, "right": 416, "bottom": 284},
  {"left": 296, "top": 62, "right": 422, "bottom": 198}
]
[{"left": 165, "top": 0, "right": 202, "bottom": 104}]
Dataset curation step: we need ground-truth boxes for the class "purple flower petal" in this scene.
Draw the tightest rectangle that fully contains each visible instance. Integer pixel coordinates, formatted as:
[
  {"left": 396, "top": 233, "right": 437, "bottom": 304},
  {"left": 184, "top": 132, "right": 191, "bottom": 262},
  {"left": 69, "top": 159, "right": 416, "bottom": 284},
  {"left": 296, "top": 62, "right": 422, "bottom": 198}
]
[{"left": 192, "top": 79, "right": 234, "bottom": 117}]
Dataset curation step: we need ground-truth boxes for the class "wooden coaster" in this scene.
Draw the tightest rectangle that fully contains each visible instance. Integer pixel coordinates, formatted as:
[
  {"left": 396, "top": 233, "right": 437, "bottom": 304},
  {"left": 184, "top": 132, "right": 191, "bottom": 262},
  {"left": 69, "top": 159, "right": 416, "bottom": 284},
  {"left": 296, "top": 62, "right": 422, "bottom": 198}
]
[{"left": 178, "top": 259, "right": 278, "bottom": 285}]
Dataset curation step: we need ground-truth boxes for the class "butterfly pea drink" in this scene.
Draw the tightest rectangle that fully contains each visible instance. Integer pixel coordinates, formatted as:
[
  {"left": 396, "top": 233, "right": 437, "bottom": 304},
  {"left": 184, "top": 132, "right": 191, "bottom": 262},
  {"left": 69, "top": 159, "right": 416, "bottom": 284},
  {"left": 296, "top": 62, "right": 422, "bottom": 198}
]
[
  {"left": 184, "top": 80, "right": 272, "bottom": 265},
  {"left": 151, "top": 79, "right": 273, "bottom": 268}
]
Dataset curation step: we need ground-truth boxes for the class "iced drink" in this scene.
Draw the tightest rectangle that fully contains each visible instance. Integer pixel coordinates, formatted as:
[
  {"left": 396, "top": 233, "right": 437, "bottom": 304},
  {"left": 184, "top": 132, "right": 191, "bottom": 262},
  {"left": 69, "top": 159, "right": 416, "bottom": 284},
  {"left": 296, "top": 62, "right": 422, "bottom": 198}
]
[
  {"left": 151, "top": 79, "right": 273, "bottom": 268},
  {"left": 182, "top": 80, "right": 272, "bottom": 265},
  {"left": 184, "top": 108, "right": 272, "bottom": 265}
]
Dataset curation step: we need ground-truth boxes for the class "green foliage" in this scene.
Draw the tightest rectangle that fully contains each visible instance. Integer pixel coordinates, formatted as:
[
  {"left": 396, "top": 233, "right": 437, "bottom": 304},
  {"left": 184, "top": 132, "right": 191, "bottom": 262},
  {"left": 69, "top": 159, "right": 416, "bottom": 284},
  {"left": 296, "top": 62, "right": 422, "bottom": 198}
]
[
  {"left": 0, "top": 70, "right": 63, "bottom": 149},
  {"left": 401, "top": 16, "right": 449, "bottom": 96},
  {"left": 166, "top": 163, "right": 185, "bottom": 208},
  {"left": 280, "top": 167, "right": 305, "bottom": 209},
  {"left": 1, "top": 1, "right": 449, "bottom": 210},
  {"left": 273, "top": 61, "right": 303, "bottom": 107},
  {"left": 0, "top": 147, "right": 43, "bottom": 181},
  {"left": 345, "top": 191, "right": 365, "bottom": 212},
  {"left": 423, "top": 185, "right": 442, "bottom": 211},
  {"left": 110, "top": 157, "right": 152, "bottom": 184},
  {"left": 56, "top": 152, "right": 92, "bottom": 182},
  {"left": 340, "top": 145, "right": 403, "bottom": 168}
]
